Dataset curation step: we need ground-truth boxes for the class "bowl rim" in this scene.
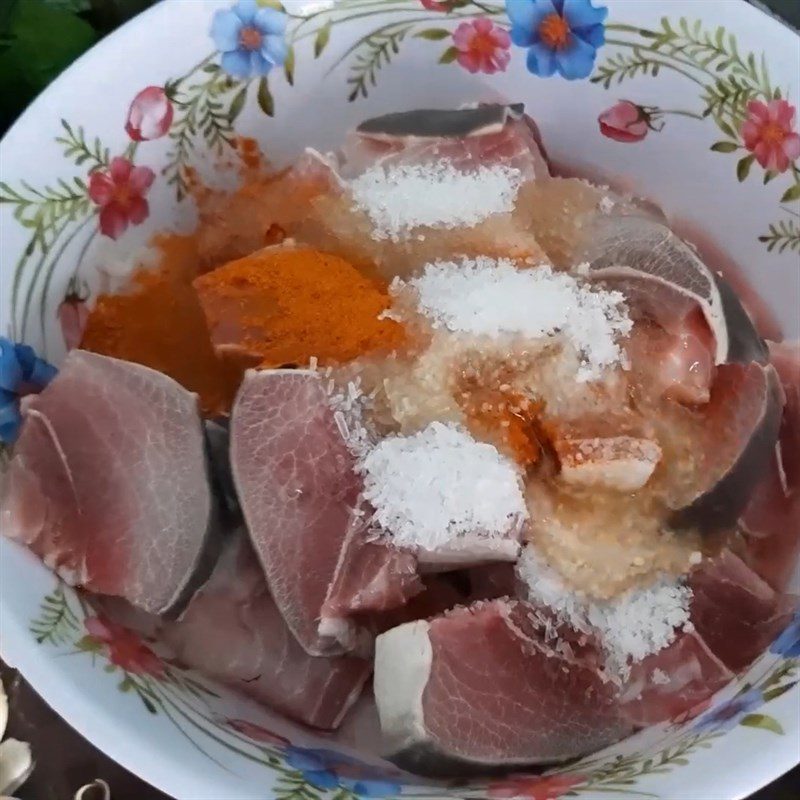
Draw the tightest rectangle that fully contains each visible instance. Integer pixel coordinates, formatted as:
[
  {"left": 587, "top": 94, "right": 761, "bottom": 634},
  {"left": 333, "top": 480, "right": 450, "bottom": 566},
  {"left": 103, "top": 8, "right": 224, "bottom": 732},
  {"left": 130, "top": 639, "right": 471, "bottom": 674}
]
[{"left": 0, "top": 1, "right": 799, "bottom": 799}]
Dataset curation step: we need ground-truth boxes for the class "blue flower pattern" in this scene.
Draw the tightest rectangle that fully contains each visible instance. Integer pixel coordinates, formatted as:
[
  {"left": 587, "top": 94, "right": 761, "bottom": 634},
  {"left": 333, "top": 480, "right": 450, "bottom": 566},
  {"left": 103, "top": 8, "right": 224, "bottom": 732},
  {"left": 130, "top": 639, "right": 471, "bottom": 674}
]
[
  {"left": 506, "top": 0, "right": 607, "bottom": 79},
  {"left": 771, "top": 609, "right": 800, "bottom": 659},
  {"left": 283, "top": 746, "right": 403, "bottom": 798},
  {"left": 0, "top": 338, "right": 57, "bottom": 443},
  {"left": 693, "top": 688, "right": 765, "bottom": 733},
  {"left": 211, "top": 0, "right": 288, "bottom": 79}
]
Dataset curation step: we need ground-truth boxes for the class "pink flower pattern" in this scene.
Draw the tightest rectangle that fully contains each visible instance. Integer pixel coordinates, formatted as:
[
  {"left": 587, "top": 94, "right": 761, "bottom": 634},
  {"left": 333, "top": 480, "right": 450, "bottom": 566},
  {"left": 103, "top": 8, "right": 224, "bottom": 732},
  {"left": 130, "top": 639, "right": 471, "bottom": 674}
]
[
  {"left": 420, "top": 0, "right": 462, "bottom": 10},
  {"left": 125, "top": 86, "right": 175, "bottom": 141},
  {"left": 84, "top": 616, "right": 164, "bottom": 677},
  {"left": 488, "top": 773, "right": 587, "bottom": 800},
  {"left": 452, "top": 18, "right": 511, "bottom": 75},
  {"left": 88, "top": 157, "right": 155, "bottom": 240},
  {"left": 741, "top": 99, "right": 800, "bottom": 173},
  {"left": 598, "top": 100, "right": 651, "bottom": 143}
]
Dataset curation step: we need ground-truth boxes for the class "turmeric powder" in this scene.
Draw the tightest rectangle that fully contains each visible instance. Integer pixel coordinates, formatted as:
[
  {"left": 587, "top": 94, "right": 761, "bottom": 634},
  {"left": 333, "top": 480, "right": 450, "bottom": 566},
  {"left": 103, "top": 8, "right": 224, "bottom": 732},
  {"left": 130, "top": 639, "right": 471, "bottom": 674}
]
[
  {"left": 193, "top": 247, "right": 406, "bottom": 369},
  {"left": 81, "top": 235, "right": 241, "bottom": 415}
]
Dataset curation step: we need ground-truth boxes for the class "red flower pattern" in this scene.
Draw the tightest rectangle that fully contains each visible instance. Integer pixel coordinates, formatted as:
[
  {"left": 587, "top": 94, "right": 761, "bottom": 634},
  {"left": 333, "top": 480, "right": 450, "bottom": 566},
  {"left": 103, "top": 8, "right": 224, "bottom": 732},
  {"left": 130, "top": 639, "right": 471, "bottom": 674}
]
[
  {"left": 488, "top": 773, "right": 586, "bottom": 800},
  {"left": 88, "top": 157, "right": 155, "bottom": 240},
  {"left": 125, "top": 86, "right": 174, "bottom": 141},
  {"left": 420, "top": 0, "right": 464, "bottom": 10},
  {"left": 741, "top": 99, "right": 800, "bottom": 173},
  {"left": 84, "top": 616, "right": 164, "bottom": 677},
  {"left": 452, "top": 18, "right": 511, "bottom": 75},
  {"left": 598, "top": 101, "right": 651, "bottom": 143}
]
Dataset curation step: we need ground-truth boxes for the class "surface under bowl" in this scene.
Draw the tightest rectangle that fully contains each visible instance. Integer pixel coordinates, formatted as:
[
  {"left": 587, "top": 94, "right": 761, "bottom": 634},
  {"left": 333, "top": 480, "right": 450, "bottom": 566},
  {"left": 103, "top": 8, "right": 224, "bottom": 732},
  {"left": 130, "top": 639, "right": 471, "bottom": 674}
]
[{"left": 1, "top": 1, "right": 799, "bottom": 799}]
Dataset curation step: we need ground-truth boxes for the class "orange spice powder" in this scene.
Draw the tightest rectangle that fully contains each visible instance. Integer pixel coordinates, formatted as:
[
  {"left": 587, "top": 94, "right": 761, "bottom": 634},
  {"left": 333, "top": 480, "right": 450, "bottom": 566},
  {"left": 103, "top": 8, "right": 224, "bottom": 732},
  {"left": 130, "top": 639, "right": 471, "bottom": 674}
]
[
  {"left": 80, "top": 234, "right": 240, "bottom": 415},
  {"left": 193, "top": 247, "right": 406, "bottom": 369},
  {"left": 193, "top": 159, "right": 334, "bottom": 272},
  {"left": 463, "top": 388, "right": 542, "bottom": 468}
]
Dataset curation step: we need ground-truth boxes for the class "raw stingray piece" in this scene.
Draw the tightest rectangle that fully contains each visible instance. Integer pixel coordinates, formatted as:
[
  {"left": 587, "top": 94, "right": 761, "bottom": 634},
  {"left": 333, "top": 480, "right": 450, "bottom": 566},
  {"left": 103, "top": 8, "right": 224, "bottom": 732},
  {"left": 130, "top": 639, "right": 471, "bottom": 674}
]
[
  {"left": 0, "top": 350, "right": 222, "bottom": 618},
  {"left": 590, "top": 266, "right": 711, "bottom": 338},
  {"left": 669, "top": 362, "right": 783, "bottom": 532},
  {"left": 231, "top": 369, "right": 417, "bottom": 655},
  {"left": 591, "top": 265, "right": 717, "bottom": 404},
  {"left": 620, "top": 630, "right": 732, "bottom": 727},
  {"left": 162, "top": 536, "right": 371, "bottom": 730},
  {"left": 374, "top": 599, "right": 630, "bottom": 776},
  {"left": 320, "top": 510, "right": 424, "bottom": 650},
  {"left": 322, "top": 514, "right": 423, "bottom": 621},
  {"left": 769, "top": 340, "right": 800, "bottom": 488},
  {"left": 625, "top": 319, "right": 716, "bottom": 406},
  {"left": 739, "top": 450, "right": 800, "bottom": 591},
  {"left": 688, "top": 549, "right": 797, "bottom": 672},
  {"left": 738, "top": 342, "right": 800, "bottom": 590},
  {"left": 294, "top": 107, "right": 550, "bottom": 275},
  {"left": 582, "top": 216, "right": 767, "bottom": 365},
  {"left": 231, "top": 368, "right": 361, "bottom": 654},
  {"left": 340, "top": 103, "right": 549, "bottom": 181}
]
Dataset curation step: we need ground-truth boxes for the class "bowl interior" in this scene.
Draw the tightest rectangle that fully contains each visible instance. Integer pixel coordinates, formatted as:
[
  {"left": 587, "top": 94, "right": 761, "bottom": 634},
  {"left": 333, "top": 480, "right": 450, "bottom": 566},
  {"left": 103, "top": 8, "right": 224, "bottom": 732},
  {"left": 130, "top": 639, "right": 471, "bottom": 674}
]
[{"left": 0, "top": 2, "right": 798, "bottom": 799}]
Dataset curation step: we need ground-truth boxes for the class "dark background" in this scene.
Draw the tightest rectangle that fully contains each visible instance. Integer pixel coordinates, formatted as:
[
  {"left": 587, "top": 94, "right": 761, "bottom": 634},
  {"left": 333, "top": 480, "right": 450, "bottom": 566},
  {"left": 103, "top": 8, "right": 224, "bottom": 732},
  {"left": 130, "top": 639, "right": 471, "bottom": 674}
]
[{"left": 1, "top": 1, "right": 799, "bottom": 798}]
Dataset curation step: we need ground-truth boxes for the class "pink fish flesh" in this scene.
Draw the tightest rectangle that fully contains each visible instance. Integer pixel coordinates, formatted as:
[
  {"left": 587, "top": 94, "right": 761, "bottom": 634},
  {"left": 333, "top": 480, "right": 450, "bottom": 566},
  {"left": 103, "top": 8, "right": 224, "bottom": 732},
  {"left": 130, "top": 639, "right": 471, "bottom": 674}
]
[
  {"left": 231, "top": 369, "right": 419, "bottom": 655},
  {"left": 0, "top": 350, "right": 221, "bottom": 617},
  {"left": 374, "top": 599, "right": 630, "bottom": 775},
  {"left": 689, "top": 549, "right": 797, "bottom": 672},
  {"left": 339, "top": 104, "right": 550, "bottom": 181},
  {"left": 669, "top": 362, "right": 783, "bottom": 532},
  {"left": 162, "top": 536, "right": 371, "bottom": 730},
  {"left": 620, "top": 630, "right": 733, "bottom": 727}
]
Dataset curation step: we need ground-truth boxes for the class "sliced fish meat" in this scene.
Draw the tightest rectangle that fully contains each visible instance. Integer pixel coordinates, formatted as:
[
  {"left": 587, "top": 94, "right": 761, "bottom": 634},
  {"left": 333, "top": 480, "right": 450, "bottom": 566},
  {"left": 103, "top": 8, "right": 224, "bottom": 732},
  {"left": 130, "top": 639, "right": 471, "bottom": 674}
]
[
  {"left": 582, "top": 216, "right": 767, "bottom": 365},
  {"left": 231, "top": 368, "right": 417, "bottom": 655},
  {"left": 374, "top": 599, "right": 630, "bottom": 776},
  {"left": 0, "top": 350, "right": 222, "bottom": 618},
  {"left": 162, "top": 536, "right": 371, "bottom": 730},
  {"left": 688, "top": 549, "right": 797, "bottom": 672},
  {"left": 669, "top": 362, "right": 783, "bottom": 532},
  {"left": 341, "top": 103, "right": 549, "bottom": 181},
  {"left": 620, "top": 630, "right": 733, "bottom": 726}
]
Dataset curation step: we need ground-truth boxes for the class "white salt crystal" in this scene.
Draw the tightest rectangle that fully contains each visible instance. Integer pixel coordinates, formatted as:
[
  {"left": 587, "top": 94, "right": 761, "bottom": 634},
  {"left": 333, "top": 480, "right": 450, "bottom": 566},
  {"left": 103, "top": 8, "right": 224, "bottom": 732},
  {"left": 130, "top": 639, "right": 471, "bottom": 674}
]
[
  {"left": 516, "top": 546, "right": 692, "bottom": 677},
  {"left": 350, "top": 160, "right": 522, "bottom": 241},
  {"left": 652, "top": 668, "right": 670, "bottom": 685},
  {"left": 587, "top": 580, "right": 693, "bottom": 675},
  {"left": 599, "top": 196, "right": 616, "bottom": 214},
  {"left": 396, "top": 258, "right": 632, "bottom": 381},
  {"left": 358, "top": 421, "right": 527, "bottom": 550},
  {"left": 333, "top": 410, "right": 349, "bottom": 441},
  {"left": 325, "top": 370, "right": 376, "bottom": 459}
]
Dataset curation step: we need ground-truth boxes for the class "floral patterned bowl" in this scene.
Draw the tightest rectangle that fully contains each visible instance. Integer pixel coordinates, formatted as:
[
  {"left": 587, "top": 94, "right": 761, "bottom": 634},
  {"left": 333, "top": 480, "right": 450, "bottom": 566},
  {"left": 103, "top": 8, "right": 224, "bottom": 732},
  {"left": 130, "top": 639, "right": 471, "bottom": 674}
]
[{"left": 1, "top": 1, "right": 799, "bottom": 799}]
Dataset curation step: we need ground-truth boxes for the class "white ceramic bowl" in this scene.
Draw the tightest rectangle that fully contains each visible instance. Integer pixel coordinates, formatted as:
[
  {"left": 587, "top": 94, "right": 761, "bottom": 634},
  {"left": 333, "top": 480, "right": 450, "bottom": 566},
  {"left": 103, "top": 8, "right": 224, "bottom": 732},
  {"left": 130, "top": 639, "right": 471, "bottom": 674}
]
[{"left": 1, "top": 1, "right": 799, "bottom": 798}]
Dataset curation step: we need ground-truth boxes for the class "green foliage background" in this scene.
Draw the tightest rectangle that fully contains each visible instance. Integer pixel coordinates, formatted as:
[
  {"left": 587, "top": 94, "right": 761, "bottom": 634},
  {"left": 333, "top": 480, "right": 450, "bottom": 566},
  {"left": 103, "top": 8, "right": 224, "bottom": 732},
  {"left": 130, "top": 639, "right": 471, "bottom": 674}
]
[{"left": 0, "top": 0, "right": 157, "bottom": 135}]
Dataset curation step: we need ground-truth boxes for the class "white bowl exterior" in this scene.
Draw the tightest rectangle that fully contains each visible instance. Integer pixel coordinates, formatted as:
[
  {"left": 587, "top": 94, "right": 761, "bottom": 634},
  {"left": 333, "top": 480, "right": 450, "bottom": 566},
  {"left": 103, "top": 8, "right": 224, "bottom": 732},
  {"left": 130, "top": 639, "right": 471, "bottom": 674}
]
[{"left": 1, "top": 2, "right": 798, "bottom": 799}]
